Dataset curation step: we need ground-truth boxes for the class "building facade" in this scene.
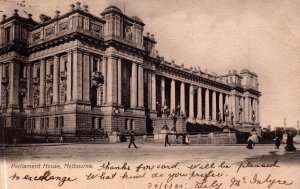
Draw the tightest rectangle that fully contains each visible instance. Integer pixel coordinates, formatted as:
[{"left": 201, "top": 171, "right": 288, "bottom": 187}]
[{"left": 0, "top": 3, "right": 261, "bottom": 138}]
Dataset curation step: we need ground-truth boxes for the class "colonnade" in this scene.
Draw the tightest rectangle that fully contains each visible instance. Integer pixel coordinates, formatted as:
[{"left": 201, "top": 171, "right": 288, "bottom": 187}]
[{"left": 153, "top": 76, "right": 260, "bottom": 125}]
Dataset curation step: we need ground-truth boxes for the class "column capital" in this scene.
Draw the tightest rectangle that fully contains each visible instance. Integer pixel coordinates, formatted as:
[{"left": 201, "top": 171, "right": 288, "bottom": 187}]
[{"left": 54, "top": 55, "right": 60, "bottom": 60}]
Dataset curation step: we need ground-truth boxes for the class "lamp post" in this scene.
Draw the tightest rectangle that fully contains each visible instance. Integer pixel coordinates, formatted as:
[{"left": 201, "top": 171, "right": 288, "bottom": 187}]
[
  {"left": 161, "top": 100, "right": 169, "bottom": 131},
  {"left": 112, "top": 107, "right": 120, "bottom": 133}
]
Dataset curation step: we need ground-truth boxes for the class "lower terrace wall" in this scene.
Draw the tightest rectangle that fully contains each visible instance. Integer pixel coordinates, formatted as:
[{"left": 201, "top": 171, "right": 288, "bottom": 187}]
[{"left": 150, "top": 132, "right": 237, "bottom": 144}]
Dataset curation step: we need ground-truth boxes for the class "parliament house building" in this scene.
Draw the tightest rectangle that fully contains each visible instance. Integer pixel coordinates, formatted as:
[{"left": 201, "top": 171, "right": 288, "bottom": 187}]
[{"left": 0, "top": 3, "right": 261, "bottom": 141}]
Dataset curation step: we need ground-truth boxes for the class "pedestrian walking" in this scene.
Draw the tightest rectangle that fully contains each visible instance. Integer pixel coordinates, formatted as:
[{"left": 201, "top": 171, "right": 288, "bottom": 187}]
[
  {"left": 128, "top": 132, "right": 138, "bottom": 148},
  {"left": 246, "top": 136, "right": 254, "bottom": 149},
  {"left": 165, "top": 134, "right": 170, "bottom": 146},
  {"left": 275, "top": 136, "right": 280, "bottom": 149},
  {"left": 285, "top": 132, "right": 296, "bottom": 152}
]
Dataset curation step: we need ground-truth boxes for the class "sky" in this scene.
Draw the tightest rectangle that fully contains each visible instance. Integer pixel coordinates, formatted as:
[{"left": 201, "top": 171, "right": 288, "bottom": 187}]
[{"left": 1, "top": 0, "right": 300, "bottom": 129}]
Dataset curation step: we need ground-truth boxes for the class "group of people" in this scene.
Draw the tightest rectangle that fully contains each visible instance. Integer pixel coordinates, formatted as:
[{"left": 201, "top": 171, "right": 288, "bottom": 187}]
[
  {"left": 165, "top": 134, "right": 190, "bottom": 146},
  {"left": 128, "top": 132, "right": 191, "bottom": 148},
  {"left": 129, "top": 131, "right": 297, "bottom": 151},
  {"left": 247, "top": 132, "right": 297, "bottom": 151}
]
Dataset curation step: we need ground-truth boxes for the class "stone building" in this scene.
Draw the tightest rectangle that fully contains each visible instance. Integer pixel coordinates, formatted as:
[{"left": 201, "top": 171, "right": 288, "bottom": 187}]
[{"left": 0, "top": 3, "right": 261, "bottom": 138}]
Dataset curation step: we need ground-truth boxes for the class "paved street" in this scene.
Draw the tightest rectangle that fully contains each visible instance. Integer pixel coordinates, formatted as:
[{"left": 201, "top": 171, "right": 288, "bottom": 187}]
[{"left": 1, "top": 142, "right": 300, "bottom": 165}]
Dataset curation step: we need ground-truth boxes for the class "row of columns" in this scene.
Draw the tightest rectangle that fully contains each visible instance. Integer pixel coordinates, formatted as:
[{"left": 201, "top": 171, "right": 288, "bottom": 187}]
[
  {"left": 154, "top": 76, "right": 260, "bottom": 124},
  {"left": 130, "top": 62, "right": 144, "bottom": 108}
]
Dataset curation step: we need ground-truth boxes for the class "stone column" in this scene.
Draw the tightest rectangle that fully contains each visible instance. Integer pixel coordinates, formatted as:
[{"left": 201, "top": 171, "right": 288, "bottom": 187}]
[
  {"left": 244, "top": 96, "right": 249, "bottom": 123},
  {"left": 117, "top": 58, "right": 122, "bottom": 105},
  {"left": 170, "top": 79, "right": 176, "bottom": 113},
  {"left": 189, "top": 85, "right": 194, "bottom": 118},
  {"left": 219, "top": 92, "right": 223, "bottom": 122},
  {"left": 151, "top": 73, "right": 156, "bottom": 111},
  {"left": 248, "top": 97, "right": 252, "bottom": 123},
  {"left": 231, "top": 95, "right": 237, "bottom": 123},
  {"left": 180, "top": 82, "right": 185, "bottom": 116},
  {"left": 161, "top": 77, "right": 165, "bottom": 106},
  {"left": 53, "top": 56, "right": 59, "bottom": 104},
  {"left": 107, "top": 56, "right": 117, "bottom": 105},
  {"left": 197, "top": 86, "right": 202, "bottom": 121},
  {"left": 39, "top": 59, "right": 46, "bottom": 106},
  {"left": 205, "top": 88, "right": 210, "bottom": 121},
  {"left": 130, "top": 62, "right": 137, "bottom": 108},
  {"left": 240, "top": 97, "right": 244, "bottom": 122},
  {"left": 256, "top": 99, "right": 260, "bottom": 124},
  {"left": 138, "top": 65, "right": 144, "bottom": 108},
  {"left": 102, "top": 57, "right": 107, "bottom": 104},
  {"left": 72, "top": 50, "right": 83, "bottom": 101},
  {"left": 225, "top": 94, "right": 229, "bottom": 107},
  {"left": 66, "top": 51, "right": 72, "bottom": 101},
  {"left": 212, "top": 90, "right": 216, "bottom": 122},
  {"left": 96, "top": 58, "right": 102, "bottom": 106},
  {"left": 46, "top": 59, "right": 51, "bottom": 76},
  {"left": 252, "top": 99, "right": 257, "bottom": 123},
  {"left": 83, "top": 53, "right": 90, "bottom": 102},
  {"left": 26, "top": 65, "right": 33, "bottom": 108},
  {"left": 228, "top": 95, "right": 232, "bottom": 114}
]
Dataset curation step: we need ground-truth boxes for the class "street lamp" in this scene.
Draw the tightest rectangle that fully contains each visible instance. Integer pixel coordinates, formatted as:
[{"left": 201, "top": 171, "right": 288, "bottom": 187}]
[
  {"left": 112, "top": 107, "right": 120, "bottom": 133},
  {"left": 161, "top": 100, "right": 169, "bottom": 131}
]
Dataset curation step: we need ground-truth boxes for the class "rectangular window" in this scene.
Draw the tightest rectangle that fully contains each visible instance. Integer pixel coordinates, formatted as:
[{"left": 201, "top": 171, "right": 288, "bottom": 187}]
[
  {"left": 5, "top": 27, "right": 11, "bottom": 42},
  {"left": 92, "top": 117, "right": 95, "bottom": 129},
  {"left": 55, "top": 117, "right": 59, "bottom": 128},
  {"left": 4, "top": 65, "right": 9, "bottom": 78},
  {"left": 93, "top": 59, "right": 98, "bottom": 72},
  {"left": 45, "top": 118, "right": 49, "bottom": 129},
  {"left": 50, "top": 64, "right": 54, "bottom": 75},
  {"left": 99, "top": 118, "right": 103, "bottom": 129},
  {"left": 125, "top": 119, "right": 128, "bottom": 130},
  {"left": 64, "top": 59, "right": 67, "bottom": 72},
  {"left": 40, "top": 118, "right": 44, "bottom": 130},
  {"left": 37, "top": 67, "right": 40, "bottom": 78},
  {"left": 92, "top": 117, "right": 99, "bottom": 129},
  {"left": 32, "top": 119, "right": 35, "bottom": 130},
  {"left": 60, "top": 117, "right": 64, "bottom": 128},
  {"left": 27, "top": 119, "right": 31, "bottom": 130}
]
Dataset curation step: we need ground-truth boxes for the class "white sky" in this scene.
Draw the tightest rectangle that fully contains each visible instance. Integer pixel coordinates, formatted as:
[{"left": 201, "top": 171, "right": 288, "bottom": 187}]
[{"left": 1, "top": 0, "right": 300, "bottom": 129}]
